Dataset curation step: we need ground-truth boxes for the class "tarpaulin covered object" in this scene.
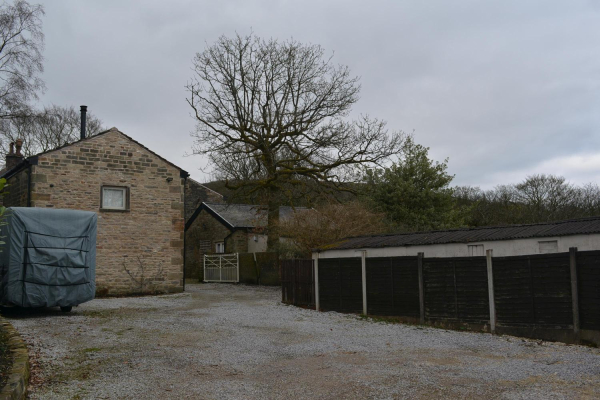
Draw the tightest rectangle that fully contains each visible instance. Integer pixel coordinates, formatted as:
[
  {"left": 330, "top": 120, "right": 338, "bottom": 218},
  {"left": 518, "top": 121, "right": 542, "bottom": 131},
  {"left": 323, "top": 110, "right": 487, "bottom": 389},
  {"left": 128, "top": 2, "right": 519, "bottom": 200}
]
[{"left": 0, "top": 207, "right": 97, "bottom": 308}]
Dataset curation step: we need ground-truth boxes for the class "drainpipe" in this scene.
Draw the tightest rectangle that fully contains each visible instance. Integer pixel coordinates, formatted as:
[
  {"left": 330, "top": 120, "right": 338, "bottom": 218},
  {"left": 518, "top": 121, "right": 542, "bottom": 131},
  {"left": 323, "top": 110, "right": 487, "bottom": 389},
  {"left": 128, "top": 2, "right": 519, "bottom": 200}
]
[
  {"left": 182, "top": 175, "right": 187, "bottom": 292},
  {"left": 26, "top": 163, "right": 32, "bottom": 207}
]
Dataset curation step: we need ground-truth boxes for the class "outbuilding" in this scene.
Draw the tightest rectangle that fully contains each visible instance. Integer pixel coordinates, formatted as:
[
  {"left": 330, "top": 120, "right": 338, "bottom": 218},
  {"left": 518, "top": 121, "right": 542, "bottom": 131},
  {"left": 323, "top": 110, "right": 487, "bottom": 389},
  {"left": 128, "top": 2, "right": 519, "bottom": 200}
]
[
  {"left": 312, "top": 217, "right": 600, "bottom": 345},
  {"left": 316, "top": 216, "right": 600, "bottom": 259},
  {"left": 185, "top": 202, "right": 310, "bottom": 280},
  {"left": 0, "top": 127, "right": 189, "bottom": 295}
]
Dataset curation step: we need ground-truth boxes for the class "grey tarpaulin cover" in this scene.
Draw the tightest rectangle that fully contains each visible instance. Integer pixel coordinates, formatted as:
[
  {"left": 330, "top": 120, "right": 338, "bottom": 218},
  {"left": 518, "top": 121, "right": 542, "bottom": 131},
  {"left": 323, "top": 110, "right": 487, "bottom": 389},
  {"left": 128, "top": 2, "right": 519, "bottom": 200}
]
[{"left": 0, "top": 207, "right": 97, "bottom": 308}]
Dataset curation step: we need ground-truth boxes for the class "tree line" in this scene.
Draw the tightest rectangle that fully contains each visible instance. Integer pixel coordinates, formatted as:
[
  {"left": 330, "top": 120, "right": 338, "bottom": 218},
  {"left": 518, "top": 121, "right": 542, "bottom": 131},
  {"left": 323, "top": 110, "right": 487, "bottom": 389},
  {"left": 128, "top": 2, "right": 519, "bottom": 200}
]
[
  {"left": 362, "top": 141, "right": 600, "bottom": 230},
  {"left": 279, "top": 142, "right": 600, "bottom": 256},
  {"left": 362, "top": 138, "right": 600, "bottom": 231},
  {"left": 454, "top": 176, "right": 600, "bottom": 227}
]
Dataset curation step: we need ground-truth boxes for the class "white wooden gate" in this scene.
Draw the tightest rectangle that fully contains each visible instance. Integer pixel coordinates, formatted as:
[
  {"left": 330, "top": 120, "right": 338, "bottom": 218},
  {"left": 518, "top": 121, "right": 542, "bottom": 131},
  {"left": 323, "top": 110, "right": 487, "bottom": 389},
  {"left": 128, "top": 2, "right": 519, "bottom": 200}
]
[{"left": 204, "top": 253, "right": 239, "bottom": 283}]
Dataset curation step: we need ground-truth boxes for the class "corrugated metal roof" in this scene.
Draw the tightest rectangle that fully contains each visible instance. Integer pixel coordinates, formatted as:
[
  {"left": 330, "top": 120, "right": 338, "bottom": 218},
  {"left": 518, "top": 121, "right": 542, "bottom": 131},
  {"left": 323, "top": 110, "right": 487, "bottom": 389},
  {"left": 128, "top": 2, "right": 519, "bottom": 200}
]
[{"left": 318, "top": 216, "right": 600, "bottom": 251}]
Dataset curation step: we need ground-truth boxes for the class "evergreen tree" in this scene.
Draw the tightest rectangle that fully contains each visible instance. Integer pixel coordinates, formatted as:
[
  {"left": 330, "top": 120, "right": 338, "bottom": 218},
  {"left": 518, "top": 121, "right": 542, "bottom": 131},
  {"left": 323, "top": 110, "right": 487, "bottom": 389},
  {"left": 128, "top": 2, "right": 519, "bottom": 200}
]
[{"left": 365, "top": 138, "right": 461, "bottom": 231}]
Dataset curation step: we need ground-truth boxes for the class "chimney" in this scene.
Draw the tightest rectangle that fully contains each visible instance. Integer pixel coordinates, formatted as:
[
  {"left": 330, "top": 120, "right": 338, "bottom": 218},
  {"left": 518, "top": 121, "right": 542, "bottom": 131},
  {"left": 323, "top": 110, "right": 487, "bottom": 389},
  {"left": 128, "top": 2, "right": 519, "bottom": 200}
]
[
  {"left": 5, "top": 139, "right": 23, "bottom": 170},
  {"left": 80, "top": 105, "right": 87, "bottom": 140}
]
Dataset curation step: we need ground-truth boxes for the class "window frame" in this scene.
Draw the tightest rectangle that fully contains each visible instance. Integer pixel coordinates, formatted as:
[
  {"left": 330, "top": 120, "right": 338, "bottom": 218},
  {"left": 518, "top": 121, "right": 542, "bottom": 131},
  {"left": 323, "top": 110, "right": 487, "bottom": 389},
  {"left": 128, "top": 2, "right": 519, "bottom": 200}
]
[
  {"left": 467, "top": 244, "right": 484, "bottom": 257},
  {"left": 538, "top": 240, "right": 558, "bottom": 254},
  {"left": 100, "top": 185, "right": 130, "bottom": 212},
  {"left": 215, "top": 242, "right": 225, "bottom": 254}
]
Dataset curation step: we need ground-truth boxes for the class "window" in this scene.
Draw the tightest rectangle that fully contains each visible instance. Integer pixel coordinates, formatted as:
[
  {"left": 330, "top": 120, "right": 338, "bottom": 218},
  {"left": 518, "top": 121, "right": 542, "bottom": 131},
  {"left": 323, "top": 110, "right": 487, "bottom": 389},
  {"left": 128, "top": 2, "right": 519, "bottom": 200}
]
[
  {"left": 539, "top": 240, "right": 558, "bottom": 254},
  {"left": 468, "top": 244, "right": 484, "bottom": 256},
  {"left": 215, "top": 242, "right": 225, "bottom": 253},
  {"left": 101, "top": 186, "right": 129, "bottom": 211}
]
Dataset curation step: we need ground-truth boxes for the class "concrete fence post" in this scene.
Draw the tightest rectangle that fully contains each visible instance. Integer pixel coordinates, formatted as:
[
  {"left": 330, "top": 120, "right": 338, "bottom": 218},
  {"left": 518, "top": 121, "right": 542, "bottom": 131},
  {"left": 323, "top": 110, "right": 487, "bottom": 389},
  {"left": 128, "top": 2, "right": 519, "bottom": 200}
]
[
  {"left": 486, "top": 249, "right": 496, "bottom": 334},
  {"left": 569, "top": 247, "right": 580, "bottom": 341},
  {"left": 418, "top": 252, "right": 425, "bottom": 324},
  {"left": 313, "top": 253, "right": 320, "bottom": 311},
  {"left": 361, "top": 250, "right": 367, "bottom": 316}
]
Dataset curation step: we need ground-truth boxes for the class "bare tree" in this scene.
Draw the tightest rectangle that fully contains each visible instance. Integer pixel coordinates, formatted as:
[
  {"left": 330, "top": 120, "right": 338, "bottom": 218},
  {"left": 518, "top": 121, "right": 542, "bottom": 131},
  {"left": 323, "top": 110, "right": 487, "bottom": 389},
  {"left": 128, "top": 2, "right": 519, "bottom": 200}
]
[
  {"left": 514, "top": 174, "right": 578, "bottom": 222},
  {"left": 575, "top": 183, "right": 600, "bottom": 216},
  {"left": 187, "top": 33, "right": 405, "bottom": 249},
  {"left": 0, "top": 104, "right": 105, "bottom": 161},
  {"left": 0, "top": 0, "right": 45, "bottom": 119}
]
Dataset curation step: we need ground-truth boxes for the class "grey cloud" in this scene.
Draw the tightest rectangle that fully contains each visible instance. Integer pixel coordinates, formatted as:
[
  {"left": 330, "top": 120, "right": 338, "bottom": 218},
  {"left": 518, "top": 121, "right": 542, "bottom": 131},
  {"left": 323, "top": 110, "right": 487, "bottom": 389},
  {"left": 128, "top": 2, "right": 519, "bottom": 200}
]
[{"left": 35, "top": 0, "right": 600, "bottom": 188}]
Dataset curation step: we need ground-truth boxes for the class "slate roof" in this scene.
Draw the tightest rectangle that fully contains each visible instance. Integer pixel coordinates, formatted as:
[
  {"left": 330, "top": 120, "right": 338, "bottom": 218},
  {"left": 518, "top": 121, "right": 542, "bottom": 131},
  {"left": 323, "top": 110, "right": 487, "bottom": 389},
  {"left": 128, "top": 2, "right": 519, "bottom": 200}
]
[
  {"left": 318, "top": 216, "right": 600, "bottom": 251},
  {"left": 187, "top": 202, "right": 311, "bottom": 230}
]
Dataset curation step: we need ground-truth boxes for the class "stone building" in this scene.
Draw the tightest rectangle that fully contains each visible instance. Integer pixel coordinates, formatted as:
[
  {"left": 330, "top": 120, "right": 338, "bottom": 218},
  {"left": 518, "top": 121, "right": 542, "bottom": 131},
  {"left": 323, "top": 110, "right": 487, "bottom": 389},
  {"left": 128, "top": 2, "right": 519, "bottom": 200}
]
[
  {"left": 184, "top": 202, "right": 309, "bottom": 280},
  {"left": 184, "top": 178, "right": 224, "bottom": 221},
  {"left": 0, "top": 128, "right": 190, "bottom": 295}
]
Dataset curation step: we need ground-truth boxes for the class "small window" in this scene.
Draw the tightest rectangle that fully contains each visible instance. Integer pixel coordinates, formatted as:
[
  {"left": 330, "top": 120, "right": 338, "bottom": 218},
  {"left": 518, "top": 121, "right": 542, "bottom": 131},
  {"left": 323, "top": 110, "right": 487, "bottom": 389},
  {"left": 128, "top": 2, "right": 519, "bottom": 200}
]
[
  {"left": 468, "top": 244, "right": 484, "bottom": 256},
  {"left": 539, "top": 240, "right": 558, "bottom": 254},
  {"left": 101, "top": 186, "right": 129, "bottom": 210},
  {"left": 215, "top": 242, "right": 225, "bottom": 253}
]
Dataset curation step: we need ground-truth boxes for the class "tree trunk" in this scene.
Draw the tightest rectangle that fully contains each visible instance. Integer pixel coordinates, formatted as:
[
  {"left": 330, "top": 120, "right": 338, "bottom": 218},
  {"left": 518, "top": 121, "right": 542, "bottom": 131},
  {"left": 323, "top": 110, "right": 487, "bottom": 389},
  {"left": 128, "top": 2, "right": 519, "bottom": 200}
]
[{"left": 266, "top": 195, "right": 280, "bottom": 252}]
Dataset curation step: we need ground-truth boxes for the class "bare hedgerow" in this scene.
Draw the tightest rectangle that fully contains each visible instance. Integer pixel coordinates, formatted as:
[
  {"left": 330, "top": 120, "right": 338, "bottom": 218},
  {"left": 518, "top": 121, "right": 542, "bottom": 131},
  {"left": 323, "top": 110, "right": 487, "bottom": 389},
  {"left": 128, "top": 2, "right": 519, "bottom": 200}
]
[{"left": 278, "top": 201, "right": 387, "bottom": 257}]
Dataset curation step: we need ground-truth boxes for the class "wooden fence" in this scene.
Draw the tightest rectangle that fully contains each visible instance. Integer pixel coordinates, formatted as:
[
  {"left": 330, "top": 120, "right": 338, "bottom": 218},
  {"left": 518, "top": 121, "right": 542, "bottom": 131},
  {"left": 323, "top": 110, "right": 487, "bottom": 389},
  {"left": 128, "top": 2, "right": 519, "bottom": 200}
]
[
  {"left": 493, "top": 253, "right": 573, "bottom": 327},
  {"left": 365, "top": 257, "right": 420, "bottom": 318},
  {"left": 281, "top": 259, "right": 315, "bottom": 308},
  {"left": 423, "top": 257, "right": 490, "bottom": 323},
  {"left": 318, "top": 258, "right": 362, "bottom": 313},
  {"left": 305, "top": 248, "right": 600, "bottom": 342},
  {"left": 577, "top": 251, "right": 600, "bottom": 330}
]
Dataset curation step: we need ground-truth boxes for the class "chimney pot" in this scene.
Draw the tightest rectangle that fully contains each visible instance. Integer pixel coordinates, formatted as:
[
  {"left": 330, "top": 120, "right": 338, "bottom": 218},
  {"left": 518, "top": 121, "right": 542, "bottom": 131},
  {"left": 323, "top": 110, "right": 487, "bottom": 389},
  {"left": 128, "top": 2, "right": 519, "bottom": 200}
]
[
  {"left": 5, "top": 139, "right": 23, "bottom": 170},
  {"left": 15, "top": 139, "right": 23, "bottom": 156}
]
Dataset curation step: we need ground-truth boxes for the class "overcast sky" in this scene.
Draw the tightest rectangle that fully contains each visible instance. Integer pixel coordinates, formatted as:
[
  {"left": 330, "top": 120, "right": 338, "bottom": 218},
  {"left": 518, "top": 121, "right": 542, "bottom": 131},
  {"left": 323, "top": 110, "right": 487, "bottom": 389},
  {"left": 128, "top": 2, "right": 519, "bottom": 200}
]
[{"left": 34, "top": 0, "right": 600, "bottom": 188}]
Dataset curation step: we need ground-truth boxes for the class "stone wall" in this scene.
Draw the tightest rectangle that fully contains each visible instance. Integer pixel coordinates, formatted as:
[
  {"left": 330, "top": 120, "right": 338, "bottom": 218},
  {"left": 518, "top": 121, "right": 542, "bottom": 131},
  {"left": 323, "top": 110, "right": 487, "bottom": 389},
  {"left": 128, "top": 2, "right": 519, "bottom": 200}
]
[
  {"left": 184, "top": 179, "right": 223, "bottom": 221},
  {"left": 226, "top": 229, "right": 249, "bottom": 253},
  {"left": 248, "top": 233, "right": 268, "bottom": 253},
  {"left": 27, "top": 128, "right": 185, "bottom": 295},
  {"left": 184, "top": 209, "right": 231, "bottom": 280},
  {"left": 2, "top": 166, "right": 29, "bottom": 207},
  {"left": 0, "top": 318, "right": 30, "bottom": 399}
]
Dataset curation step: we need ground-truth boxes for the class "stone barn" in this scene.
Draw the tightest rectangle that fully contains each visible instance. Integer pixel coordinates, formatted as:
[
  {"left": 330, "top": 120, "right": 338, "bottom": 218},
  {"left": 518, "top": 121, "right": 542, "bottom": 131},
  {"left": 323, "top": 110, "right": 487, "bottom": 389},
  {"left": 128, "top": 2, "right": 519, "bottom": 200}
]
[
  {"left": 185, "top": 202, "right": 310, "bottom": 280},
  {"left": 0, "top": 127, "right": 189, "bottom": 295}
]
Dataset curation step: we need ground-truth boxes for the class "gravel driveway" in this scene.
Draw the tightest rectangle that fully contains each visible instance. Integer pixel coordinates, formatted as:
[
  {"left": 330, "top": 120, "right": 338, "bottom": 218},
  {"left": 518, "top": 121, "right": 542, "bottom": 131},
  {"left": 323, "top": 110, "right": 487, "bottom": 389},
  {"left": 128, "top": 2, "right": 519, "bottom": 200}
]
[{"left": 5, "top": 283, "right": 600, "bottom": 399}]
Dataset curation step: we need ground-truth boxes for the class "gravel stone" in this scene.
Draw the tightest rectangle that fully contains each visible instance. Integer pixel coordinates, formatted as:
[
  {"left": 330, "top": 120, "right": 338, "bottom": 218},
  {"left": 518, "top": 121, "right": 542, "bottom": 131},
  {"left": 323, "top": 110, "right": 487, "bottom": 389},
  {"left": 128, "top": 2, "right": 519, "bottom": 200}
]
[{"left": 6, "top": 283, "right": 600, "bottom": 399}]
